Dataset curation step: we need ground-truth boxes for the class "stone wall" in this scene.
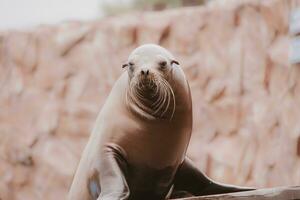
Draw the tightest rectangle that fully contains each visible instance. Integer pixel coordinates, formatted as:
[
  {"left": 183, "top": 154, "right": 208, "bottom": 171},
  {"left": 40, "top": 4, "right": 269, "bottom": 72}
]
[{"left": 0, "top": 0, "right": 299, "bottom": 199}]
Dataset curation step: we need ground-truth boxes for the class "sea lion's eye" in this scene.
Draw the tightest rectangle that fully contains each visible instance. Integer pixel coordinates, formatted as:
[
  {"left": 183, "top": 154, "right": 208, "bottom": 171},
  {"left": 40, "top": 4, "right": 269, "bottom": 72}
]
[
  {"left": 123, "top": 62, "right": 135, "bottom": 70},
  {"left": 128, "top": 62, "right": 134, "bottom": 71},
  {"left": 159, "top": 61, "right": 167, "bottom": 69}
]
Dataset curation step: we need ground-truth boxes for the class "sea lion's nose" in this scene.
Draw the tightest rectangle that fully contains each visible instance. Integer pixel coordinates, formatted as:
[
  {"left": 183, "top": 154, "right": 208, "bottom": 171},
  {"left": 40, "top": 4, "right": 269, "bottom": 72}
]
[{"left": 141, "top": 69, "right": 149, "bottom": 76}]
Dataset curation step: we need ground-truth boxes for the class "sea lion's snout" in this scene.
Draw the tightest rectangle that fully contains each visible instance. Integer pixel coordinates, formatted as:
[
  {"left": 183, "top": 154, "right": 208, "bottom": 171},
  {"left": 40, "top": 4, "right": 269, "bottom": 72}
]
[
  {"left": 138, "top": 68, "right": 156, "bottom": 87},
  {"left": 139, "top": 68, "right": 151, "bottom": 82},
  {"left": 140, "top": 68, "right": 150, "bottom": 76}
]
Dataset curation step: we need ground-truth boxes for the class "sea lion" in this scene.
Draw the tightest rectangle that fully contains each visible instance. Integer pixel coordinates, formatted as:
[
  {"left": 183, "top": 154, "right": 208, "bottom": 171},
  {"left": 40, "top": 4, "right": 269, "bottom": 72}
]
[{"left": 68, "top": 44, "right": 254, "bottom": 200}]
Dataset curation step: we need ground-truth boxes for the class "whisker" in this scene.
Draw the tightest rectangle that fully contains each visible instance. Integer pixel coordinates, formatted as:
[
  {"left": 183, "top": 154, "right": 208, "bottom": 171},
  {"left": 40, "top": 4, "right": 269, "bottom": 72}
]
[
  {"left": 153, "top": 82, "right": 167, "bottom": 115},
  {"left": 158, "top": 80, "right": 169, "bottom": 117},
  {"left": 161, "top": 78, "right": 176, "bottom": 120}
]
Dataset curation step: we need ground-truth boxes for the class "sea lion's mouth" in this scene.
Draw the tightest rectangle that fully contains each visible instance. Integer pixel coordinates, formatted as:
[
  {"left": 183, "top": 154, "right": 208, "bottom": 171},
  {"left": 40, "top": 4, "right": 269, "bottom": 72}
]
[
  {"left": 126, "top": 75, "right": 176, "bottom": 120},
  {"left": 138, "top": 79, "right": 157, "bottom": 95},
  {"left": 138, "top": 79, "right": 155, "bottom": 88}
]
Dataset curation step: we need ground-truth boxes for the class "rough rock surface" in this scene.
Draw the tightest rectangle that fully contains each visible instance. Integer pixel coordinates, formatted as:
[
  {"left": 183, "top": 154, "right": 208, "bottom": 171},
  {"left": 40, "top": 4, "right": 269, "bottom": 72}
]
[{"left": 0, "top": 0, "right": 299, "bottom": 199}]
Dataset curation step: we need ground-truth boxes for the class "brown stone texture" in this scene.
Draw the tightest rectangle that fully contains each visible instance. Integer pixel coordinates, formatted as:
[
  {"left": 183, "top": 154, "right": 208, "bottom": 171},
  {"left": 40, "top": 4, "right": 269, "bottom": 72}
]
[{"left": 0, "top": 0, "right": 299, "bottom": 199}]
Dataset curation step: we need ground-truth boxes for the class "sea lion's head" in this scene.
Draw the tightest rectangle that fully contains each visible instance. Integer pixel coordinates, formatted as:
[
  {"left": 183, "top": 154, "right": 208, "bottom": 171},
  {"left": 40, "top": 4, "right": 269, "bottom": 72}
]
[{"left": 122, "top": 44, "right": 180, "bottom": 120}]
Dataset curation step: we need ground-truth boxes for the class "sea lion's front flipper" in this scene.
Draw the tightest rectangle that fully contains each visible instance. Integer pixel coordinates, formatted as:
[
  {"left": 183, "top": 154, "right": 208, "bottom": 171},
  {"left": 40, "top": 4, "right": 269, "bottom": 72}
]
[
  {"left": 96, "top": 144, "right": 130, "bottom": 200},
  {"left": 171, "top": 157, "right": 255, "bottom": 197}
]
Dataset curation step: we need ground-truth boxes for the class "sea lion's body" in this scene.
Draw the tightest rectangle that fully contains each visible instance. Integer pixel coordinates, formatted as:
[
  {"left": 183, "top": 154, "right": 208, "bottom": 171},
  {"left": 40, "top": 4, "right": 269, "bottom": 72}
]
[{"left": 68, "top": 44, "right": 254, "bottom": 200}]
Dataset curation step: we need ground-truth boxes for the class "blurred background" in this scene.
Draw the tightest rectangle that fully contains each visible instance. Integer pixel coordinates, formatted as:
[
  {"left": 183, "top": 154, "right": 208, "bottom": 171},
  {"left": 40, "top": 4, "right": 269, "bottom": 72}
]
[{"left": 0, "top": 0, "right": 300, "bottom": 199}]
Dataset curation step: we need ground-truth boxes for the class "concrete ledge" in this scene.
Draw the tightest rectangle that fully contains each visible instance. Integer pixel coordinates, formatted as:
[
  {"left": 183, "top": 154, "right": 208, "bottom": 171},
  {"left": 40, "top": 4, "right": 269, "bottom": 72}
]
[{"left": 173, "top": 186, "right": 300, "bottom": 200}]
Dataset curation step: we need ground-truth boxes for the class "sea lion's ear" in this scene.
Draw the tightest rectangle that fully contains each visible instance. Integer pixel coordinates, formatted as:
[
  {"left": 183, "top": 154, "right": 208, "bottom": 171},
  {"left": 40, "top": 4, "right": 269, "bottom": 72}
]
[
  {"left": 171, "top": 60, "right": 179, "bottom": 66},
  {"left": 122, "top": 63, "right": 128, "bottom": 68}
]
